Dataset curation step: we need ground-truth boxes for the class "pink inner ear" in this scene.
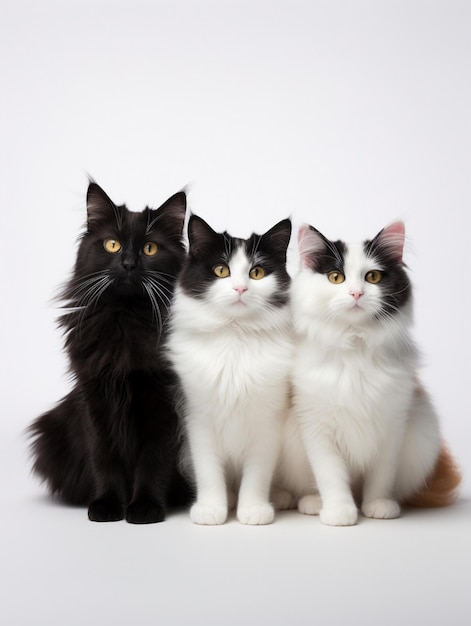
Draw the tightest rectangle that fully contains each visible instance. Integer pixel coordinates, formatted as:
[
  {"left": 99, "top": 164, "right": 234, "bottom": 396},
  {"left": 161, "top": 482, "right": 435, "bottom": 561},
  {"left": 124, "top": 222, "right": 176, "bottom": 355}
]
[
  {"left": 298, "top": 225, "right": 324, "bottom": 269},
  {"left": 379, "top": 221, "right": 405, "bottom": 262}
]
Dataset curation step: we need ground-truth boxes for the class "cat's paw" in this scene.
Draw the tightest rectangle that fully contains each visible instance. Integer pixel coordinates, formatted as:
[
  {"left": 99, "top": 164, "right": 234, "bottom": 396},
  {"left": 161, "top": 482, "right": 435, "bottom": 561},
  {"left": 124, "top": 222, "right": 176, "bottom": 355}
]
[
  {"left": 126, "top": 498, "right": 166, "bottom": 524},
  {"left": 190, "top": 502, "right": 228, "bottom": 525},
  {"left": 319, "top": 504, "right": 358, "bottom": 526},
  {"left": 298, "top": 494, "right": 322, "bottom": 515},
  {"left": 272, "top": 489, "right": 296, "bottom": 510},
  {"left": 237, "top": 503, "right": 275, "bottom": 525},
  {"left": 362, "top": 498, "right": 401, "bottom": 519},
  {"left": 88, "top": 497, "right": 125, "bottom": 522}
]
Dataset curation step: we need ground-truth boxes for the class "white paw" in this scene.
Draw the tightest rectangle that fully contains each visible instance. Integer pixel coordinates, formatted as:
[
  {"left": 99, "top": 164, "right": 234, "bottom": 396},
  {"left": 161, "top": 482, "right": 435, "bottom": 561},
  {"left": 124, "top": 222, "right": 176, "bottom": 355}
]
[
  {"left": 362, "top": 498, "right": 401, "bottom": 519},
  {"left": 190, "top": 502, "right": 227, "bottom": 525},
  {"left": 298, "top": 494, "right": 322, "bottom": 515},
  {"left": 319, "top": 504, "right": 358, "bottom": 526},
  {"left": 237, "top": 503, "right": 275, "bottom": 525},
  {"left": 272, "top": 489, "right": 296, "bottom": 510}
]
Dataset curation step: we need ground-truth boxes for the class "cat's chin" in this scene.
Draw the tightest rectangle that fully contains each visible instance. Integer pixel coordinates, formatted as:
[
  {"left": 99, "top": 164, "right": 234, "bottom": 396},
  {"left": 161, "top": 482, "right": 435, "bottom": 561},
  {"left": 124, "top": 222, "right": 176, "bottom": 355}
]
[
  {"left": 335, "top": 307, "right": 374, "bottom": 329},
  {"left": 344, "top": 304, "right": 372, "bottom": 319},
  {"left": 225, "top": 301, "right": 260, "bottom": 319},
  {"left": 221, "top": 297, "right": 246, "bottom": 310},
  {"left": 112, "top": 279, "right": 144, "bottom": 298}
]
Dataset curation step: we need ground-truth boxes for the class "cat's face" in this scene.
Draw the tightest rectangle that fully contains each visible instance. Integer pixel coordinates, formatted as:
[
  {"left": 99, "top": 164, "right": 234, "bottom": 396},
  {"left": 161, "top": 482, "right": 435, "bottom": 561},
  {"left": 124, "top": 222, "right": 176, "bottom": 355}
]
[
  {"left": 179, "top": 215, "right": 292, "bottom": 319},
  {"left": 297, "top": 221, "right": 411, "bottom": 324},
  {"left": 70, "top": 183, "right": 186, "bottom": 315}
]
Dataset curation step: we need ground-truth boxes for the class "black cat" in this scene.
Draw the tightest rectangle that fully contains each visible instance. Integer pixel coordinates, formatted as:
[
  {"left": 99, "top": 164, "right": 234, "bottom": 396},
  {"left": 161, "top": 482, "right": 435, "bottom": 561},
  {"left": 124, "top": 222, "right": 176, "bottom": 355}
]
[{"left": 28, "top": 182, "right": 191, "bottom": 523}]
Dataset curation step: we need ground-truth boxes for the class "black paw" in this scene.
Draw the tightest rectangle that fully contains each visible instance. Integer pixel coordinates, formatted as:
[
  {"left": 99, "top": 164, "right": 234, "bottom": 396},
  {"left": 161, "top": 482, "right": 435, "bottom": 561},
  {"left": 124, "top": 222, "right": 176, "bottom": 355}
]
[
  {"left": 88, "top": 497, "right": 125, "bottom": 522},
  {"left": 126, "top": 498, "right": 166, "bottom": 524}
]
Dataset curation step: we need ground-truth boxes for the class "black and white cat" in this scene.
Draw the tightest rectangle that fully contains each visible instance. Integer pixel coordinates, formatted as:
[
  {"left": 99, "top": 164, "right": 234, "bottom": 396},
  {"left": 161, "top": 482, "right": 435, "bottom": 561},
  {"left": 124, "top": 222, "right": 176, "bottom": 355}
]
[
  {"left": 167, "top": 215, "right": 293, "bottom": 525},
  {"left": 28, "top": 182, "right": 190, "bottom": 523},
  {"left": 277, "top": 221, "right": 461, "bottom": 525}
]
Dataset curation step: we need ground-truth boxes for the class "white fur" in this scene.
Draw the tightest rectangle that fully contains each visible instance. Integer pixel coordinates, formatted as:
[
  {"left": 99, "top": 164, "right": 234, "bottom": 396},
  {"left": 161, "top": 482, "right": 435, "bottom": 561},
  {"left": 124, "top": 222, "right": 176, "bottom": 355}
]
[
  {"left": 276, "top": 240, "right": 441, "bottom": 526},
  {"left": 167, "top": 247, "right": 293, "bottom": 525}
]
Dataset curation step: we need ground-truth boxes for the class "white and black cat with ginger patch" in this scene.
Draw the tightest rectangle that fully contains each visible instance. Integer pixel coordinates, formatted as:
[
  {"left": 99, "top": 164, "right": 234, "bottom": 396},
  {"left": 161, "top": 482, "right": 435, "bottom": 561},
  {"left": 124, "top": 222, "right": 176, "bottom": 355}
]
[
  {"left": 28, "top": 182, "right": 191, "bottom": 523},
  {"left": 277, "top": 221, "right": 461, "bottom": 525}
]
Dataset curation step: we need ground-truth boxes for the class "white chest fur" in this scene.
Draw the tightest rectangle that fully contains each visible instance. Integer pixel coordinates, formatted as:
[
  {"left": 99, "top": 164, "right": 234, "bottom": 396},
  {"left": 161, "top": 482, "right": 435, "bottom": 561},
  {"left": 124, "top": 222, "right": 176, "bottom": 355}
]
[{"left": 167, "top": 291, "right": 293, "bottom": 460}]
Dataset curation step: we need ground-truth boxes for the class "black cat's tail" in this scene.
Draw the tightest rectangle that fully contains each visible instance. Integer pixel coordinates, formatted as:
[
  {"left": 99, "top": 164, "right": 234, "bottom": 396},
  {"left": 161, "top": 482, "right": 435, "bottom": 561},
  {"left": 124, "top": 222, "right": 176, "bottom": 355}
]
[{"left": 28, "top": 390, "right": 93, "bottom": 505}]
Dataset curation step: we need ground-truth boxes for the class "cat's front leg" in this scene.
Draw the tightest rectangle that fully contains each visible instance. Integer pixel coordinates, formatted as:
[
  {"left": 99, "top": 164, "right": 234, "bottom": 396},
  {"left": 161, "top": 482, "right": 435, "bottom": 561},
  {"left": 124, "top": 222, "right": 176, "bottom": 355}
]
[
  {"left": 361, "top": 436, "right": 402, "bottom": 520},
  {"left": 88, "top": 450, "right": 128, "bottom": 522},
  {"left": 187, "top": 424, "right": 228, "bottom": 525},
  {"left": 86, "top": 395, "right": 129, "bottom": 521},
  {"left": 126, "top": 440, "right": 170, "bottom": 524},
  {"left": 301, "top": 433, "right": 358, "bottom": 527},
  {"left": 236, "top": 438, "right": 279, "bottom": 525}
]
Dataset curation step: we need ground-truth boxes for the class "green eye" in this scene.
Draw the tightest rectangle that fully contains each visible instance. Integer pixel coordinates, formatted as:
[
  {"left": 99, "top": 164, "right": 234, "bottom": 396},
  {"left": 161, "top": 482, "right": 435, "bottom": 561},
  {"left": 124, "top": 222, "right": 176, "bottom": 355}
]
[
  {"left": 104, "top": 239, "right": 122, "bottom": 254},
  {"left": 249, "top": 266, "right": 265, "bottom": 280},
  {"left": 143, "top": 242, "right": 158, "bottom": 256},
  {"left": 365, "top": 270, "right": 383, "bottom": 284},
  {"left": 328, "top": 271, "right": 345, "bottom": 284},
  {"left": 213, "top": 264, "right": 230, "bottom": 278}
]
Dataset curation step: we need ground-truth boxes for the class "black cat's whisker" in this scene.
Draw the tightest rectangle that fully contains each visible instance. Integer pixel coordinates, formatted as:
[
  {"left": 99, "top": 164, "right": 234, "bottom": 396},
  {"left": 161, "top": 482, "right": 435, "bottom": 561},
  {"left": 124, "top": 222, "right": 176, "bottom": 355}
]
[
  {"left": 142, "top": 281, "right": 164, "bottom": 332},
  {"left": 66, "top": 271, "right": 112, "bottom": 300},
  {"left": 146, "top": 270, "right": 179, "bottom": 282},
  {"left": 145, "top": 278, "right": 173, "bottom": 308},
  {"left": 146, "top": 276, "right": 174, "bottom": 298},
  {"left": 74, "top": 275, "right": 112, "bottom": 309},
  {"left": 145, "top": 276, "right": 173, "bottom": 310},
  {"left": 70, "top": 275, "right": 113, "bottom": 333}
]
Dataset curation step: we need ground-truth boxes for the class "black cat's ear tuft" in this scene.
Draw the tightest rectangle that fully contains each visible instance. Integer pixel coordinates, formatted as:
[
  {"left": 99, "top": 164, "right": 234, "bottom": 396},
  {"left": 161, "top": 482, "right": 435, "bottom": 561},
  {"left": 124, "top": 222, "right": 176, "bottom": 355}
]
[
  {"left": 261, "top": 219, "right": 292, "bottom": 257},
  {"left": 187, "top": 214, "right": 219, "bottom": 258},
  {"left": 149, "top": 191, "right": 187, "bottom": 241},
  {"left": 86, "top": 183, "right": 121, "bottom": 230}
]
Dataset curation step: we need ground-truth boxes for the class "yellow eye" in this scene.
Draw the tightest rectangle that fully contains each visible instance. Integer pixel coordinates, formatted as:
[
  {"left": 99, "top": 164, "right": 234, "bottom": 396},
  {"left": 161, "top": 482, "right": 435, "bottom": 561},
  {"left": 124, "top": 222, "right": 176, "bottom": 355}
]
[
  {"left": 328, "top": 271, "right": 345, "bottom": 284},
  {"left": 213, "top": 264, "right": 230, "bottom": 278},
  {"left": 143, "top": 242, "right": 158, "bottom": 257},
  {"left": 249, "top": 266, "right": 265, "bottom": 280},
  {"left": 365, "top": 270, "right": 383, "bottom": 284},
  {"left": 104, "top": 239, "right": 122, "bottom": 254}
]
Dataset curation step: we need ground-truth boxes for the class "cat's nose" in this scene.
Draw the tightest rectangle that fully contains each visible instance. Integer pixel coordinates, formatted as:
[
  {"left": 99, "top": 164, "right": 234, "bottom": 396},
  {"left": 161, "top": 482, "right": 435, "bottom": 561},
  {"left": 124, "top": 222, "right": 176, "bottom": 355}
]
[
  {"left": 233, "top": 285, "right": 248, "bottom": 295},
  {"left": 122, "top": 255, "right": 136, "bottom": 272},
  {"left": 350, "top": 290, "right": 363, "bottom": 301}
]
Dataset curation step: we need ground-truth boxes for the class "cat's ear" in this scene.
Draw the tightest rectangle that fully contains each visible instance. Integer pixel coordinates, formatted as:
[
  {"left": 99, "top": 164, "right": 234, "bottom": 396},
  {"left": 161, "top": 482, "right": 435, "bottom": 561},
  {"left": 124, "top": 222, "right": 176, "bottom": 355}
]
[
  {"left": 372, "top": 221, "right": 405, "bottom": 263},
  {"left": 150, "top": 191, "right": 187, "bottom": 241},
  {"left": 298, "top": 224, "right": 327, "bottom": 269},
  {"left": 187, "top": 215, "right": 220, "bottom": 258},
  {"left": 86, "top": 182, "right": 120, "bottom": 229},
  {"left": 261, "top": 219, "right": 292, "bottom": 256}
]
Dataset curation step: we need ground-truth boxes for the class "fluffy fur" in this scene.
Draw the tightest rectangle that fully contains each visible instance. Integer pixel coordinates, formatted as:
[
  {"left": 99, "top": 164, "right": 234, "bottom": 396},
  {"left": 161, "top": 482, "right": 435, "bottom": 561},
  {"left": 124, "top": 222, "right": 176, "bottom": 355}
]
[
  {"left": 167, "top": 215, "right": 293, "bottom": 525},
  {"left": 28, "top": 182, "right": 191, "bottom": 523},
  {"left": 276, "top": 221, "right": 461, "bottom": 526}
]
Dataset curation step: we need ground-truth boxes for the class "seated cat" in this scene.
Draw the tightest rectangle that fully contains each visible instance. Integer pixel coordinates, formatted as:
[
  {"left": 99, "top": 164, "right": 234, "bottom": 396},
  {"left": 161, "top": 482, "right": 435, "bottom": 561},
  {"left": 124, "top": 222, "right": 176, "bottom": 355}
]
[
  {"left": 167, "top": 214, "right": 293, "bottom": 525},
  {"left": 28, "top": 182, "right": 191, "bottom": 523},
  {"left": 277, "top": 221, "right": 461, "bottom": 525}
]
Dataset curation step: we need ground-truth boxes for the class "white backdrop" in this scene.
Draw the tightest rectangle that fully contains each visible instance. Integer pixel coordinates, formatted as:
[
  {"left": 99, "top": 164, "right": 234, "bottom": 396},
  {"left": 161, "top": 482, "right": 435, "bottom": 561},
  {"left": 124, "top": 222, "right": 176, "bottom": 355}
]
[{"left": 1, "top": 1, "right": 470, "bottom": 624}]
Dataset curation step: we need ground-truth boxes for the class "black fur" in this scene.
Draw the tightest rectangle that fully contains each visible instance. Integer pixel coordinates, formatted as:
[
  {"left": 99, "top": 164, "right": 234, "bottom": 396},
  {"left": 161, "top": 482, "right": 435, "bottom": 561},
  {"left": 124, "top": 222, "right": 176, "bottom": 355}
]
[
  {"left": 28, "top": 182, "right": 192, "bottom": 523},
  {"left": 306, "top": 225, "right": 347, "bottom": 275},
  {"left": 364, "top": 229, "right": 411, "bottom": 316},
  {"left": 179, "top": 215, "right": 292, "bottom": 305}
]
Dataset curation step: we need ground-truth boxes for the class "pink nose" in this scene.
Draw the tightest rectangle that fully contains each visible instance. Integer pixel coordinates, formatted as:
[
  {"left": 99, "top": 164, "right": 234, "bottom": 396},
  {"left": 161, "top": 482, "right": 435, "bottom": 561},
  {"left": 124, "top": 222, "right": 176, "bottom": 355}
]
[
  {"left": 350, "top": 290, "right": 363, "bottom": 301},
  {"left": 234, "top": 286, "right": 248, "bottom": 295}
]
